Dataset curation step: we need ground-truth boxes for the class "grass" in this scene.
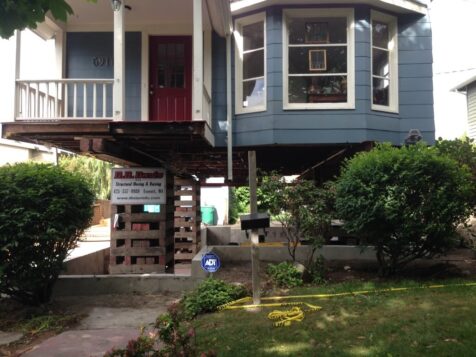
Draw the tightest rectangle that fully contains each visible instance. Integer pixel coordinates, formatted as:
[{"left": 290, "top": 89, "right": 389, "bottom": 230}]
[{"left": 193, "top": 280, "right": 476, "bottom": 356}]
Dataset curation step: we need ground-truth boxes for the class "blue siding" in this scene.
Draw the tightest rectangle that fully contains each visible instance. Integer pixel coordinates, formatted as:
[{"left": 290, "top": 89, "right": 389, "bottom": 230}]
[
  {"left": 225, "top": 4, "right": 435, "bottom": 147},
  {"left": 66, "top": 32, "right": 142, "bottom": 121},
  {"left": 212, "top": 32, "right": 228, "bottom": 146}
]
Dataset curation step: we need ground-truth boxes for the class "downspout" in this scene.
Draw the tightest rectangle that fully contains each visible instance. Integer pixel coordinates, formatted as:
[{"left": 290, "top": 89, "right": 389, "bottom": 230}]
[{"left": 226, "top": 33, "right": 233, "bottom": 182}]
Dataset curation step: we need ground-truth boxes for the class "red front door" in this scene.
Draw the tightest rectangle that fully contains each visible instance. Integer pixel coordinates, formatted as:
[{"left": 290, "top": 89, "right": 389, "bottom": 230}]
[{"left": 149, "top": 36, "right": 192, "bottom": 121}]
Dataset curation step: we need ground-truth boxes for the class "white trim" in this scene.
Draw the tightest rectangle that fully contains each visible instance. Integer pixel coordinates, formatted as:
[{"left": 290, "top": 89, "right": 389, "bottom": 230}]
[
  {"left": 234, "top": 12, "right": 267, "bottom": 115},
  {"left": 192, "top": 0, "right": 204, "bottom": 121},
  {"left": 371, "top": 10, "right": 399, "bottom": 113},
  {"left": 13, "top": 31, "right": 21, "bottom": 120},
  {"left": 231, "top": 0, "right": 427, "bottom": 16},
  {"left": 113, "top": 4, "right": 125, "bottom": 121},
  {"left": 282, "top": 8, "right": 355, "bottom": 110},
  {"left": 141, "top": 31, "right": 149, "bottom": 121}
]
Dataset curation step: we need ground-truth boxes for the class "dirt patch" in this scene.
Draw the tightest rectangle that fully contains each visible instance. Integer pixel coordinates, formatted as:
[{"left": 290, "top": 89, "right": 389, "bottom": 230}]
[{"left": 213, "top": 250, "right": 476, "bottom": 287}]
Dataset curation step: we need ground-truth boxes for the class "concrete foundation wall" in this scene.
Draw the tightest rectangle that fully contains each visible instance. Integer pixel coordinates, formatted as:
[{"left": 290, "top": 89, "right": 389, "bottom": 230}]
[
  {"left": 62, "top": 248, "right": 110, "bottom": 275},
  {"left": 210, "top": 245, "right": 377, "bottom": 264},
  {"left": 206, "top": 226, "right": 289, "bottom": 245}
]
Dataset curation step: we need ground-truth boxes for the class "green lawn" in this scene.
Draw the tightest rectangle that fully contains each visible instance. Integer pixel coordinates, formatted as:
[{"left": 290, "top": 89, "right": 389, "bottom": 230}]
[{"left": 194, "top": 280, "right": 476, "bottom": 356}]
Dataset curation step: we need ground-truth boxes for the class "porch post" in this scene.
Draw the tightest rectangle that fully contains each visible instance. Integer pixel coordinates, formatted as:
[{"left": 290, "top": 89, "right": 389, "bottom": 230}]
[
  {"left": 113, "top": 1, "right": 125, "bottom": 121},
  {"left": 13, "top": 30, "right": 21, "bottom": 120},
  {"left": 192, "top": 0, "right": 203, "bottom": 121}
]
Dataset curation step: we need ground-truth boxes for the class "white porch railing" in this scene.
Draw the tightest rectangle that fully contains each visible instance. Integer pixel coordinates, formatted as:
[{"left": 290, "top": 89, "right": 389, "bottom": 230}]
[{"left": 16, "top": 79, "right": 114, "bottom": 120}]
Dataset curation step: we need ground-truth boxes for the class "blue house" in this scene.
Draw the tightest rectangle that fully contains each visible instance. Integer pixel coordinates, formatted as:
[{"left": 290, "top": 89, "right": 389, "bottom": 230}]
[{"left": 2, "top": 0, "right": 434, "bottom": 183}]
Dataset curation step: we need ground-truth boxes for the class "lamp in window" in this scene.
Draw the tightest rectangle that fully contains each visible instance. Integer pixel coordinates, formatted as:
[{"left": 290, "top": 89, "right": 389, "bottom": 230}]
[{"left": 110, "top": 0, "right": 122, "bottom": 11}]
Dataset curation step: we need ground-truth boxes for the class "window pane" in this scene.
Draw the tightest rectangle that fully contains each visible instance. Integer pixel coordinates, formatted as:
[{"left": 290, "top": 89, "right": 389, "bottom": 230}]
[
  {"left": 289, "top": 76, "right": 347, "bottom": 103},
  {"left": 243, "top": 50, "right": 264, "bottom": 79},
  {"left": 243, "top": 22, "right": 264, "bottom": 51},
  {"left": 373, "top": 48, "right": 389, "bottom": 77},
  {"left": 289, "top": 17, "right": 347, "bottom": 45},
  {"left": 243, "top": 78, "right": 265, "bottom": 108},
  {"left": 373, "top": 21, "right": 389, "bottom": 49},
  {"left": 373, "top": 77, "right": 390, "bottom": 106},
  {"left": 289, "top": 47, "right": 347, "bottom": 74}
]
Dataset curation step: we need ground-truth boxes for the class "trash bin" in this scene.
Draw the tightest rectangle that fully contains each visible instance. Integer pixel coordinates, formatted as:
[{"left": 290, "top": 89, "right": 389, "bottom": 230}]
[{"left": 201, "top": 206, "right": 217, "bottom": 225}]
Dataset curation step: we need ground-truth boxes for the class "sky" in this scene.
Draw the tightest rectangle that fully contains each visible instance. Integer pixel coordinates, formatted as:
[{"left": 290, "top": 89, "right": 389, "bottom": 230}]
[
  {"left": 1, "top": 0, "right": 476, "bottom": 139},
  {"left": 430, "top": 0, "right": 476, "bottom": 139}
]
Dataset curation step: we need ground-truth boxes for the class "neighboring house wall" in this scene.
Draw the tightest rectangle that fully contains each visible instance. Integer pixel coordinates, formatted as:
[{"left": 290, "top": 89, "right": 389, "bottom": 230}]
[
  {"left": 223, "top": 5, "right": 434, "bottom": 147},
  {"left": 66, "top": 32, "right": 142, "bottom": 121},
  {"left": 0, "top": 139, "right": 56, "bottom": 166},
  {"left": 467, "top": 82, "right": 476, "bottom": 139}
]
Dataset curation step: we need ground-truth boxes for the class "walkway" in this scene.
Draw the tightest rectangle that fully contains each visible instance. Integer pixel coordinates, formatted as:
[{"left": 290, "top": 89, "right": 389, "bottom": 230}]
[{"left": 20, "top": 294, "right": 179, "bottom": 357}]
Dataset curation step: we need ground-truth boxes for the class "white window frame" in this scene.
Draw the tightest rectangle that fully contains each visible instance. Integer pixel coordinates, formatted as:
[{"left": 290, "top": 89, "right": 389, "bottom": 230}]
[
  {"left": 371, "top": 10, "right": 399, "bottom": 113},
  {"left": 234, "top": 12, "right": 267, "bottom": 115},
  {"left": 283, "top": 8, "right": 355, "bottom": 110}
]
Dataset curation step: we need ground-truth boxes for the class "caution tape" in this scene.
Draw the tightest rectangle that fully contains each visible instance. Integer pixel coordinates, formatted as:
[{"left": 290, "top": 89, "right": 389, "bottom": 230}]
[{"left": 218, "top": 282, "right": 476, "bottom": 327}]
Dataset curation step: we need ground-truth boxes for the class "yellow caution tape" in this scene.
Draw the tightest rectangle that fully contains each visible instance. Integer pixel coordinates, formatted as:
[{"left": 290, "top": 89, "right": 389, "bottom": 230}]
[{"left": 218, "top": 282, "right": 476, "bottom": 327}]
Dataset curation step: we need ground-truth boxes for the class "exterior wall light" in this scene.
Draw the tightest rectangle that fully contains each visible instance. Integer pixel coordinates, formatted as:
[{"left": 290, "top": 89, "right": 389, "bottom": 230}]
[
  {"left": 111, "top": 0, "right": 122, "bottom": 11},
  {"left": 404, "top": 129, "right": 423, "bottom": 145}
]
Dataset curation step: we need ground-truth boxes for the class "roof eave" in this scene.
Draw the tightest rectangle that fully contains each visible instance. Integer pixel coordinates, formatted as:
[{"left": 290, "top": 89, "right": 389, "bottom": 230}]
[
  {"left": 231, "top": 0, "right": 427, "bottom": 16},
  {"left": 452, "top": 75, "right": 476, "bottom": 93}
]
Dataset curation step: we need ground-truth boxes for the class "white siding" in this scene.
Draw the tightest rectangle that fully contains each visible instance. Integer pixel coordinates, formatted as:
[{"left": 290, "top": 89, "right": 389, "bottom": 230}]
[{"left": 468, "top": 82, "right": 476, "bottom": 140}]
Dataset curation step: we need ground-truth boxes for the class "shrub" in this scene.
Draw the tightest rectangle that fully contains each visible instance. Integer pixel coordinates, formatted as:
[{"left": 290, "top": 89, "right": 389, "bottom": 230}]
[
  {"left": 0, "top": 163, "right": 94, "bottom": 305},
  {"left": 335, "top": 143, "right": 475, "bottom": 276},
  {"left": 259, "top": 173, "right": 334, "bottom": 266},
  {"left": 182, "top": 278, "right": 247, "bottom": 318},
  {"left": 267, "top": 262, "right": 303, "bottom": 288},
  {"left": 104, "top": 303, "right": 217, "bottom": 357}
]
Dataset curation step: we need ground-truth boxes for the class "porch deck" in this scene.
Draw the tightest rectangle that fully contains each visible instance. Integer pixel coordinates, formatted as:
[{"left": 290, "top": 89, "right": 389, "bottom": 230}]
[{"left": 1, "top": 119, "right": 249, "bottom": 181}]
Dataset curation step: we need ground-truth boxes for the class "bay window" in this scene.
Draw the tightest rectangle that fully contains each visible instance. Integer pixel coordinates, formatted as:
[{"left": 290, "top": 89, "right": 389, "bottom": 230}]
[
  {"left": 283, "top": 8, "right": 355, "bottom": 109},
  {"left": 234, "top": 12, "right": 266, "bottom": 114},
  {"left": 371, "top": 10, "right": 398, "bottom": 112}
]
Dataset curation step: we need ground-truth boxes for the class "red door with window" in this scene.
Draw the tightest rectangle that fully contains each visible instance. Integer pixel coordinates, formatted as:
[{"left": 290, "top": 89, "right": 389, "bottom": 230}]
[{"left": 149, "top": 36, "right": 192, "bottom": 121}]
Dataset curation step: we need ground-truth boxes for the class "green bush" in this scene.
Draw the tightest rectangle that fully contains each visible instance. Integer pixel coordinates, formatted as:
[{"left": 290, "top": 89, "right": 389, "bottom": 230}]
[
  {"left": 267, "top": 262, "right": 303, "bottom": 288},
  {"left": 335, "top": 143, "right": 475, "bottom": 276},
  {"left": 0, "top": 163, "right": 94, "bottom": 305},
  {"left": 182, "top": 278, "right": 247, "bottom": 318}
]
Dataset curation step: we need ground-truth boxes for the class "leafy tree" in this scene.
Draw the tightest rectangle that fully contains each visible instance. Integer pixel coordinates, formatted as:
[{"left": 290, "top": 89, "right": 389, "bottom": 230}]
[
  {"left": 0, "top": 163, "right": 94, "bottom": 304},
  {"left": 59, "top": 154, "right": 113, "bottom": 199},
  {"left": 335, "top": 143, "right": 475, "bottom": 276},
  {"left": 259, "top": 173, "right": 335, "bottom": 267},
  {"left": 0, "top": 0, "right": 96, "bottom": 39},
  {"left": 435, "top": 136, "right": 476, "bottom": 206}
]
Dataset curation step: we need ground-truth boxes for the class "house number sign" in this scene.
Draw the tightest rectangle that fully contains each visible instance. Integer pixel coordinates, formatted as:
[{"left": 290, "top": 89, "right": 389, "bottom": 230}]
[
  {"left": 111, "top": 168, "right": 166, "bottom": 205},
  {"left": 93, "top": 56, "right": 112, "bottom": 67}
]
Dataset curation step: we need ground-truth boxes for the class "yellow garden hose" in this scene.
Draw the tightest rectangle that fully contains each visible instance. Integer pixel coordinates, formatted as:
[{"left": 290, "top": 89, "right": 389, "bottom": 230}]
[{"left": 218, "top": 282, "right": 476, "bottom": 327}]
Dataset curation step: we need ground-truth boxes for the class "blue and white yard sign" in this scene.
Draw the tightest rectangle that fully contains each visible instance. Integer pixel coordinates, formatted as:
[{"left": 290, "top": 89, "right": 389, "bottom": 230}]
[{"left": 201, "top": 252, "right": 221, "bottom": 273}]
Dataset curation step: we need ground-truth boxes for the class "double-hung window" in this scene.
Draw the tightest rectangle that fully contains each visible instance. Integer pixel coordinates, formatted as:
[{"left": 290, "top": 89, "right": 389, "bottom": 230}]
[
  {"left": 234, "top": 12, "right": 266, "bottom": 114},
  {"left": 371, "top": 10, "right": 398, "bottom": 112},
  {"left": 283, "top": 8, "right": 355, "bottom": 110}
]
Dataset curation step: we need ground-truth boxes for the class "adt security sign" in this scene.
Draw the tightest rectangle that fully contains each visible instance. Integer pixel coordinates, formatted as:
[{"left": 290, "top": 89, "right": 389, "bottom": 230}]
[{"left": 201, "top": 252, "right": 221, "bottom": 273}]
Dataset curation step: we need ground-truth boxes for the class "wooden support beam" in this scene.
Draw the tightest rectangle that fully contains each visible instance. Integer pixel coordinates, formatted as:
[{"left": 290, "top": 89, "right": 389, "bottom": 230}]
[
  {"left": 248, "top": 150, "right": 260, "bottom": 305},
  {"left": 79, "top": 138, "right": 162, "bottom": 167}
]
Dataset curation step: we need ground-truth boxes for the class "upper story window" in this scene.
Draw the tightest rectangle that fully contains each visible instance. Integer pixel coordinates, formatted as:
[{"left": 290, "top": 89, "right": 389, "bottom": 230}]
[
  {"left": 234, "top": 12, "right": 266, "bottom": 114},
  {"left": 283, "top": 8, "right": 355, "bottom": 110},
  {"left": 371, "top": 10, "right": 399, "bottom": 113}
]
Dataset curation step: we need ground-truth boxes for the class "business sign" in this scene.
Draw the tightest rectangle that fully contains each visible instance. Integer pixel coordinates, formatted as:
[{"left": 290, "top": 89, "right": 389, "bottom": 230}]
[
  {"left": 111, "top": 168, "right": 166, "bottom": 205},
  {"left": 201, "top": 252, "right": 221, "bottom": 273}
]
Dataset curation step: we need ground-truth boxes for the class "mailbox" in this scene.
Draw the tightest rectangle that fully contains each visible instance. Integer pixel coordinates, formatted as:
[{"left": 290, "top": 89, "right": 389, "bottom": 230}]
[{"left": 240, "top": 213, "right": 270, "bottom": 231}]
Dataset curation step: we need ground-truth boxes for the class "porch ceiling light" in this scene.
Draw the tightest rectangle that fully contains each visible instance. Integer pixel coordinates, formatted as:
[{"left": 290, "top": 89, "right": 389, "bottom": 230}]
[{"left": 111, "top": 0, "right": 122, "bottom": 11}]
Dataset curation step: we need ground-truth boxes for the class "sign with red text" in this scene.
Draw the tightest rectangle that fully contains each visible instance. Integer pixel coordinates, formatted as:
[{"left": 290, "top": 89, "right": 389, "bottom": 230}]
[{"left": 111, "top": 168, "right": 166, "bottom": 205}]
